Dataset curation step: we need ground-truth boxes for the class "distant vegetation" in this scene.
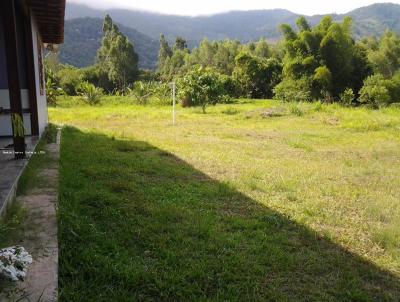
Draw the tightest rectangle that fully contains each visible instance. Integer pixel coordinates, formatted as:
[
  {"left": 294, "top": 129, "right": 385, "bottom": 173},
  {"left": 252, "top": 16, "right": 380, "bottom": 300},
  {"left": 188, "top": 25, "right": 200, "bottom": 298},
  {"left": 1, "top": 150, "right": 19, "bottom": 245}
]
[
  {"left": 61, "top": 3, "right": 400, "bottom": 69},
  {"left": 60, "top": 18, "right": 158, "bottom": 69},
  {"left": 66, "top": 2, "right": 400, "bottom": 43},
  {"left": 47, "top": 13, "right": 400, "bottom": 111}
]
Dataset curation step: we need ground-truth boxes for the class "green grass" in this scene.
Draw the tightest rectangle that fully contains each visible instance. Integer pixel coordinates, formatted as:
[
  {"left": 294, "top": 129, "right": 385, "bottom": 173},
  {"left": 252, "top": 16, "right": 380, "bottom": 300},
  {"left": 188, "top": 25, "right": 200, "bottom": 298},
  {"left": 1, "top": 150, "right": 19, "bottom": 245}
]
[
  {"left": 51, "top": 98, "right": 400, "bottom": 301},
  {"left": 0, "top": 202, "right": 26, "bottom": 249},
  {"left": 17, "top": 124, "right": 58, "bottom": 195}
]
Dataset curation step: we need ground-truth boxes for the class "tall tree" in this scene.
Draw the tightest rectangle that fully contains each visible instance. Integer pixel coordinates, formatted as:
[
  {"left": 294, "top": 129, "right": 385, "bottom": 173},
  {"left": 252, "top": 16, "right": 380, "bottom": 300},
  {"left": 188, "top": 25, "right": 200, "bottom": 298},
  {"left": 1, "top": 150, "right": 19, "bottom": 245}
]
[
  {"left": 367, "top": 31, "right": 400, "bottom": 78},
  {"left": 173, "top": 36, "right": 188, "bottom": 52},
  {"left": 97, "top": 15, "right": 138, "bottom": 90},
  {"left": 255, "top": 38, "right": 271, "bottom": 58},
  {"left": 158, "top": 34, "right": 173, "bottom": 72},
  {"left": 233, "top": 51, "right": 282, "bottom": 98},
  {"left": 278, "top": 16, "right": 370, "bottom": 99}
]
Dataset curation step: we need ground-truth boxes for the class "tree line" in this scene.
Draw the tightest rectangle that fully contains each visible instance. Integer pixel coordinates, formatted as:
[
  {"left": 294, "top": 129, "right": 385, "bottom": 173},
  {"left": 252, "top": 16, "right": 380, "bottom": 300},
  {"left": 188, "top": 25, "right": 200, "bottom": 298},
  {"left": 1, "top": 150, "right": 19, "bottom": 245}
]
[{"left": 46, "top": 14, "right": 400, "bottom": 110}]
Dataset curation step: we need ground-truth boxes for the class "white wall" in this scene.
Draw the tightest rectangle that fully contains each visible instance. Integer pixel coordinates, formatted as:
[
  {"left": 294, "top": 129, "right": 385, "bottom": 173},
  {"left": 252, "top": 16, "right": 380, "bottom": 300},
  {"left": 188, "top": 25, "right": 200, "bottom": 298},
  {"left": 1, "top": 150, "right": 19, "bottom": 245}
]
[{"left": 31, "top": 16, "right": 48, "bottom": 136}]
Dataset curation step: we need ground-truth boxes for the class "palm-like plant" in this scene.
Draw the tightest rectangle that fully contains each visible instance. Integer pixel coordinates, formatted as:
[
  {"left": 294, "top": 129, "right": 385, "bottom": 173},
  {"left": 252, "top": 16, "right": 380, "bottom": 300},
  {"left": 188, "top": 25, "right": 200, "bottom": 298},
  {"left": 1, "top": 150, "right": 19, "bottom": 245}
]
[
  {"left": 46, "top": 78, "right": 63, "bottom": 106},
  {"left": 78, "top": 82, "right": 103, "bottom": 106},
  {"left": 128, "top": 81, "right": 154, "bottom": 105}
]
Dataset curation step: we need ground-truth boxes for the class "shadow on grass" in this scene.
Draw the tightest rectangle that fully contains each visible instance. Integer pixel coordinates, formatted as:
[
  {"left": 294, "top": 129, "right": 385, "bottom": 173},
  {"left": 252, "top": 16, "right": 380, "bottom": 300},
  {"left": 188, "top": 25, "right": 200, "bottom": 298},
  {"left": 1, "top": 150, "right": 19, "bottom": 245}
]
[{"left": 58, "top": 126, "right": 400, "bottom": 301}]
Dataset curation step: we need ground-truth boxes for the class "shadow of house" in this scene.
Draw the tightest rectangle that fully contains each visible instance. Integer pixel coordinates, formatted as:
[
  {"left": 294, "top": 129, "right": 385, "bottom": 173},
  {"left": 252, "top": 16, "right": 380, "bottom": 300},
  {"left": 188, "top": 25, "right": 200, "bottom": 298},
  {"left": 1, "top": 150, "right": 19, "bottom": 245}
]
[{"left": 58, "top": 126, "right": 400, "bottom": 301}]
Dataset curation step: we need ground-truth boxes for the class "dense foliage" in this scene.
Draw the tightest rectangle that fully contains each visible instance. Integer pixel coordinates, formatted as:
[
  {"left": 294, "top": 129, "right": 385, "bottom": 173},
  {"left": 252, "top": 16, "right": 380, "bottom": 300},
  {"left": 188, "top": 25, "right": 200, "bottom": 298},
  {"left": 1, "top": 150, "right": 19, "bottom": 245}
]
[
  {"left": 47, "top": 13, "right": 400, "bottom": 109},
  {"left": 232, "top": 52, "right": 282, "bottom": 98},
  {"left": 277, "top": 16, "right": 372, "bottom": 101},
  {"left": 177, "top": 66, "right": 231, "bottom": 113}
]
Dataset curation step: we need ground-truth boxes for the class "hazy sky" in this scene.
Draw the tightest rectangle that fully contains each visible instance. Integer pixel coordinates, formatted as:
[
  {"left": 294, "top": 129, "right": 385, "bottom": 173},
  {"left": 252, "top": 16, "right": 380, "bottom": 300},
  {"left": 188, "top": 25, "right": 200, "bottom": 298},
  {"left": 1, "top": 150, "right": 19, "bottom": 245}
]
[{"left": 68, "top": 0, "right": 400, "bottom": 16}]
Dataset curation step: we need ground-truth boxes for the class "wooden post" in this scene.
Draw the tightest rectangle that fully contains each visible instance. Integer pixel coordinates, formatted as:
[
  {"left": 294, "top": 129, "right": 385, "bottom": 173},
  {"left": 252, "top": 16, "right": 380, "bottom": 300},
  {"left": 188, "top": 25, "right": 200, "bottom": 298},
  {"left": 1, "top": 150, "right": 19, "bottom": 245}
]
[{"left": 1, "top": 0, "right": 26, "bottom": 158}]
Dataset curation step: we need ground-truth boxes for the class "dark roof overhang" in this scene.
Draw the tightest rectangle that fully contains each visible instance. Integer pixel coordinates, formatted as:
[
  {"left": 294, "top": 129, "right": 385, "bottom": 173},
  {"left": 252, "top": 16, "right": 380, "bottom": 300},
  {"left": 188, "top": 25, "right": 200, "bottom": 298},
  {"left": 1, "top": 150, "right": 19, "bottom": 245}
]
[{"left": 26, "top": 0, "right": 66, "bottom": 44}]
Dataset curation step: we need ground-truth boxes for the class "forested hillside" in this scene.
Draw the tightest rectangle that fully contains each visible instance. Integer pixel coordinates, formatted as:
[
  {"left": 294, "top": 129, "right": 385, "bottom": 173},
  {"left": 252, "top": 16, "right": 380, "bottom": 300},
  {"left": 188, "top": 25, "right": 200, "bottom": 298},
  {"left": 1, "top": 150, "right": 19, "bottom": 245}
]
[
  {"left": 66, "top": 2, "right": 400, "bottom": 42},
  {"left": 48, "top": 13, "right": 400, "bottom": 111},
  {"left": 62, "top": 3, "right": 400, "bottom": 69},
  {"left": 60, "top": 18, "right": 159, "bottom": 69}
]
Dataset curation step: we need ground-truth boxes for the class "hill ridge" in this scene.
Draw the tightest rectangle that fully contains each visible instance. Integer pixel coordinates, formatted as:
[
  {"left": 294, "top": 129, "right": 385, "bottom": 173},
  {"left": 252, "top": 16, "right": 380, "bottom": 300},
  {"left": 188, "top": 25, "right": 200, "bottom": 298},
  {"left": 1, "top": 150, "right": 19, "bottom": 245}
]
[{"left": 61, "top": 3, "right": 400, "bottom": 69}]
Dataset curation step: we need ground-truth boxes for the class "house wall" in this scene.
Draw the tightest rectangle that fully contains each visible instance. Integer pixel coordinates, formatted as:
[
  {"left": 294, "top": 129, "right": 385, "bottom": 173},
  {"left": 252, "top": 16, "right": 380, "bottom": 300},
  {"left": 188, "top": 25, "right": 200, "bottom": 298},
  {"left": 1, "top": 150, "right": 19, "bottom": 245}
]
[
  {"left": 31, "top": 16, "right": 48, "bottom": 135},
  {"left": 0, "top": 8, "right": 32, "bottom": 137}
]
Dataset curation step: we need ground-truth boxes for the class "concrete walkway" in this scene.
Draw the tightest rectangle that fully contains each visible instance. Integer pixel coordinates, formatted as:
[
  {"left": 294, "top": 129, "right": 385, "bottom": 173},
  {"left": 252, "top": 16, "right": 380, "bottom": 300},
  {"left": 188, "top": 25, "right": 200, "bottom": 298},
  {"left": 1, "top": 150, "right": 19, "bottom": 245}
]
[
  {"left": 0, "top": 137, "right": 39, "bottom": 217},
  {"left": 2, "top": 130, "right": 60, "bottom": 302}
]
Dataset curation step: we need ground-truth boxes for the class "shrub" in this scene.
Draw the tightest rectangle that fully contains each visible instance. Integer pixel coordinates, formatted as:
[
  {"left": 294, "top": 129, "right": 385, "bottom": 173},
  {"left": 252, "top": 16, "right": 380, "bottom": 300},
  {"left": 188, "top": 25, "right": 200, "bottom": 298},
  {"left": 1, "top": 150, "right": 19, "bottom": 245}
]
[
  {"left": 273, "top": 78, "right": 312, "bottom": 102},
  {"left": 340, "top": 88, "right": 355, "bottom": 106},
  {"left": 128, "top": 81, "right": 154, "bottom": 105},
  {"left": 46, "top": 78, "right": 63, "bottom": 106},
  {"left": 313, "top": 66, "right": 332, "bottom": 96},
  {"left": 57, "top": 67, "right": 83, "bottom": 95},
  {"left": 290, "top": 104, "right": 304, "bottom": 116},
  {"left": 152, "top": 82, "right": 172, "bottom": 106},
  {"left": 81, "top": 65, "right": 115, "bottom": 93},
  {"left": 177, "top": 66, "right": 229, "bottom": 113},
  {"left": 219, "top": 74, "right": 239, "bottom": 98},
  {"left": 358, "top": 75, "right": 395, "bottom": 108},
  {"left": 78, "top": 82, "right": 103, "bottom": 106},
  {"left": 359, "top": 85, "right": 390, "bottom": 108}
]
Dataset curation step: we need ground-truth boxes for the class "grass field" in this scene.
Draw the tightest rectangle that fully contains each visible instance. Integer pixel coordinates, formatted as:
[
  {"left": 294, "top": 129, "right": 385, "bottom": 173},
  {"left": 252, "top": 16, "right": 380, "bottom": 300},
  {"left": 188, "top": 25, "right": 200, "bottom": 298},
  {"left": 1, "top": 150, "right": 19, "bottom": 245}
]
[{"left": 50, "top": 97, "right": 400, "bottom": 301}]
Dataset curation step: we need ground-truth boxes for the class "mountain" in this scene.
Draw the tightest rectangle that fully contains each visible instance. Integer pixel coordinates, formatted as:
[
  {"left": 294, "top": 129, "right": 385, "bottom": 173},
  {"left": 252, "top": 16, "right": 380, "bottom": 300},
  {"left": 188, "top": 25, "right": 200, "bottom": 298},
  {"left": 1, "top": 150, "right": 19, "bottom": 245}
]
[
  {"left": 66, "top": 2, "right": 400, "bottom": 41},
  {"left": 348, "top": 3, "right": 400, "bottom": 37},
  {"left": 60, "top": 17, "right": 159, "bottom": 69},
  {"left": 66, "top": 5, "right": 299, "bottom": 42},
  {"left": 61, "top": 3, "right": 400, "bottom": 70}
]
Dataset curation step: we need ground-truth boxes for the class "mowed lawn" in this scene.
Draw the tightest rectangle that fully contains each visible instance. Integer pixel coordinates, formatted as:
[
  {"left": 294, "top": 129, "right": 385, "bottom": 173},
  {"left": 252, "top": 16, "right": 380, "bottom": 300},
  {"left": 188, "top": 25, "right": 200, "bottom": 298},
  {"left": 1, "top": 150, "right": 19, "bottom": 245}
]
[{"left": 50, "top": 98, "right": 400, "bottom": 301}]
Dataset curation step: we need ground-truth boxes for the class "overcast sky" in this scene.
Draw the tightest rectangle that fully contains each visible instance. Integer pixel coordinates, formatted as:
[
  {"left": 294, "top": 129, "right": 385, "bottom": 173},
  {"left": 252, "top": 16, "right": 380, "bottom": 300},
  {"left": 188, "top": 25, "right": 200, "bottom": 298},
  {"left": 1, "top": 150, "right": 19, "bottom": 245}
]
[{"left": 68, "top": 0, "right": 400, "bottom": 16}]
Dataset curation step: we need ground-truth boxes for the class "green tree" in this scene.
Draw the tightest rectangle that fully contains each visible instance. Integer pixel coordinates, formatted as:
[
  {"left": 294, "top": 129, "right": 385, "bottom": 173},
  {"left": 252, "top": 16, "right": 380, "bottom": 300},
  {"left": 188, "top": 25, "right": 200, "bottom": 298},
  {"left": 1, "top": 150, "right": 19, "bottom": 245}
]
[
  {"left": 189, "top": 39, "right": 217, "bottom": 68},
  {"left": 187, "top": 39, "right": 242, "bottom": 76},
  {"left": 173, "top": 36, "right": 188, "bottom": 52},
  {"left": 158, "top": 34, "right": 173, "bottom": 72},
  {"left": 255, "top": 38, "right": 271, "bottom": 58},
  {"left": 233, "top": 52, "right": 282, "bottom": 99},
  {"left": 278, "top": 16, "right": 370, "bottom": 101},
  {"left": 97, "top": 15, "right": 139, "bottom": 90},
  {"left": 367, "top": 31, "right": 400, "bottom": 78},
  {"left": 177, "top": 66, "right": 228, "bottom": 113},
  {"left": 358, "top": 75, "right": 390, "bottom": 107}
]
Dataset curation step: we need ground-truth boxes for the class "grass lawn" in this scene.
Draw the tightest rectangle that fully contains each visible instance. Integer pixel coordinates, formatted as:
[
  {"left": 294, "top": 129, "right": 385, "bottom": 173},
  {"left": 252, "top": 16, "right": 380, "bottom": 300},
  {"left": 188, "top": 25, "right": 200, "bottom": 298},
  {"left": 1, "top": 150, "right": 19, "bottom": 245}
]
[{"left": 50, "top": 98, "right": 400, "bottom": 301}]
